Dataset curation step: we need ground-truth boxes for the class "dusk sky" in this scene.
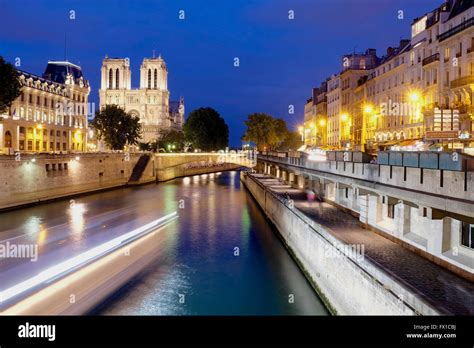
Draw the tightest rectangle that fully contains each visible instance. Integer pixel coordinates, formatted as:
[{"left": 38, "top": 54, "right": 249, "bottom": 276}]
[{"left": 1, "top": 0, "right": 441, "bottom": 146}]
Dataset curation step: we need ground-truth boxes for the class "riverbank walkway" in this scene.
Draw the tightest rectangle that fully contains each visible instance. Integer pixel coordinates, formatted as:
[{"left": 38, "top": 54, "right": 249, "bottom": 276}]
[{"left": 254, "top": 173, "right": 474, "bottom": 315}]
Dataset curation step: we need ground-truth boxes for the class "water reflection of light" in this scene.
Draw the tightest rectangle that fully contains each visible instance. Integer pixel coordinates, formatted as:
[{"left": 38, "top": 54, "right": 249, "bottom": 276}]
[
  {"left": 192, "top": 176, "right": 199, "bottom": 183},
  {"left": 24, "top": 216, "right": 42, "bottom": 236},
  {"left": 37, "top": 229, "right": 47, "bottom": 245},
  {"left": 209, "top": 173, "right": 215, "bottom": 179},
  {"left": 216, "top": 172, "right": 222, "bottom": 176},
  {"left": 183, "top": 177, "right": 191, "bottom": 185},
  {"left": 69, "top": 203, "right": 86, "bottom": 239}
]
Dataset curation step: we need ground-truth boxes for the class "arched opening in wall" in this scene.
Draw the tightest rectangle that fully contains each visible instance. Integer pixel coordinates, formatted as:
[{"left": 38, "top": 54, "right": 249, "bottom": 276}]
[
  {"left": 109, "top": 68, "right": 113, "bottom": 89},
  {"left": 4, "top": 131, "right": 12, "bottom": 147},
  {"left": 154, "top": 69, "right": 157, "bottom": 89},
  {"left": 148, "top": 69, "right": 152, "bottom": 89},
  {"left": 116, "top": 68, "right": 120, "bottom": 89}
]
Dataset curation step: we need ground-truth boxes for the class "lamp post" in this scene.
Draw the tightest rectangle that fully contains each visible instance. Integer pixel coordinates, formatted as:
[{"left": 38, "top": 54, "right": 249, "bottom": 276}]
[
  {"left": 340, "top": 113, "right": 351, "bottom": 149},
  {"left": 298, "top": 126, "right": 304, "bottom": 143}
]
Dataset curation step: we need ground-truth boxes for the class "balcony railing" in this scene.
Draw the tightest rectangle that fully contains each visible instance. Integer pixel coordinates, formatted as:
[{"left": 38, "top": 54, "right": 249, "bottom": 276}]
[
  {"left": 422, "top": 53, "right": 440, "bottom": 66},
  {"left": 438, "top": 17, "right": 474, "bottom": 42},
  {"left": 451, "top": 75, "right": 474, "bottom": 88}
]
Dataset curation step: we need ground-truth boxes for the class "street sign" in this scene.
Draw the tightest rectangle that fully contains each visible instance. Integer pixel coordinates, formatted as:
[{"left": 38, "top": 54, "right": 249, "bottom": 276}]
[{"left": 425, "top": 130, "right": 459, "bottom": 139}]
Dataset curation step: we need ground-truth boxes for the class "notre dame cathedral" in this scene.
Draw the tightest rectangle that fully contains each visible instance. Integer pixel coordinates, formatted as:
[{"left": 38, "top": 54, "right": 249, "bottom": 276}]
[{"left": 99, "top": 55, "right": 184, "bottom": 144}]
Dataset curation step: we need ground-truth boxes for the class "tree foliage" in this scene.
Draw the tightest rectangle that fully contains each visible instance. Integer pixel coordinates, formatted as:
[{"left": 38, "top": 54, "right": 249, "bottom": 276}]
[
  {"left": 183, "top": 107, "right": 229, "bottom": 151},
  {"left": 278, "top": 131, "right": 303, "bottom": 151},
  {"left": 92, "top": 105, "right": 141, "bottom": 150},
  {"left": 0, "top": 56, "right": 22, "bottom": 114},
  {"left": 158, "top": 129, "right": 185, "bottom": 151},
  {"left": 242, "top": 113, "right": 290, "bottom": 151}
]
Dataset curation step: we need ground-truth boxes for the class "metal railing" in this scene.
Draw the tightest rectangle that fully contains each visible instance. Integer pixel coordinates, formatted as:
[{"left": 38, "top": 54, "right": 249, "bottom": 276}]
[
  {"left": 422, "top": 53, "right": 440, "bottom": 66},
  {"left": 438, "top": 18, "right": 474, "bottom": 42},
  {"left": 451, "top": 75, "right": 474, "bottom": 88}
]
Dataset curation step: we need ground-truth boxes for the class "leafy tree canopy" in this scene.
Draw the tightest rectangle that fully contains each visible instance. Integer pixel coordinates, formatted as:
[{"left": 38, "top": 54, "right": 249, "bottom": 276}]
[
  {"left": 242, "top": 113, "right": 290, "bottom": 151},
  {"left": 0, "top": 56, "right": 22, "bottom": 114},
  {"left": 92, "top": 105, "right": 141, "bottom": 150},
  {"left": 183, "top": 107, "right": 229, "bottom": 151},
  {"left": 278, "top": 130, "right": 303, "bottom": 151}
]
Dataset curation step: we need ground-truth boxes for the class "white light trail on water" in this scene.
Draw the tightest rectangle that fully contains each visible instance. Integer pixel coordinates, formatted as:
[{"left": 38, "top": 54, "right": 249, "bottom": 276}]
[{"left": 0, "top": 212, "right": 178, "bottom": 304}]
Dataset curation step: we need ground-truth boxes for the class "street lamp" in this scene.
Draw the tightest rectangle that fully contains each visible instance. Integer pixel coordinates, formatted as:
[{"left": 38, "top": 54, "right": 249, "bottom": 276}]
[
  {"left": 409, "top": 91, "right": 421, "bottom": 103},
  {"left": 363, "top": 104, "right": 374, "bottom": 114},
  {"left": 298, "top": 125, "right": 304, "bottom": 142}
]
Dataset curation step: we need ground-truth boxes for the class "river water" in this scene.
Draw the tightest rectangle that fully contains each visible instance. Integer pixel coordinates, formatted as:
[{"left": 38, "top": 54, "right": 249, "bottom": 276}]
[{"left": 0, "top": 170, "right": 328, "bottom": 315}]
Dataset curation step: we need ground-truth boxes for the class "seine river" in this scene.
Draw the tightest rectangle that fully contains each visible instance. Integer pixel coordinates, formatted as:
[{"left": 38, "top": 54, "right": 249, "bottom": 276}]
[{"left": 0, "top": 170, "right": 328, "bottom": 315}]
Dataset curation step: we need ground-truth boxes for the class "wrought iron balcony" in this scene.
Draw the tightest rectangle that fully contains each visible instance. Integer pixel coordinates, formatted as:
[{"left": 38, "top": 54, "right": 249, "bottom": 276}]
[
  {"left": 422, "top": 53, "right": 440, "bottom": 66},
  {"left": 451, "top": 75, "right": 474, "bottom": 88},
  {"left": 438, "top": 18, "right": 474, "bottom": 42}
]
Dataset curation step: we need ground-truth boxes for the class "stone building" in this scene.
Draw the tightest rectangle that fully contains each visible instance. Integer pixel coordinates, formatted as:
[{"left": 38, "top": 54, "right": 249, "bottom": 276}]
[
  {"left": 0, "top": 61, "right": 90, "bottom": 154},
  {"left": 99, "top": 56, "right": 184, "bottom": 144},
  {"left": 302, "top": 0, "right": 473, "bottom": 152},
  {"left": 339, "top": 49, "right": 379, "bottom": 149},
  {"left": 303, "top": 82, "right": 329, "bottom": 147},
  {"left": 326, "top": 74, "right": 341, "bottom": 148}
]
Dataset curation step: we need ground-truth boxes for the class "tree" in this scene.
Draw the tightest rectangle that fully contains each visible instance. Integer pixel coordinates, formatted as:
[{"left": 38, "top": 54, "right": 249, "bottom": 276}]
[
  {"left": 242, "top": 113, "right": 289, "bottom": 151},
  {"left": 92, "top": 105, "right": 141, "bottom": 150},
  {"left": 0, "top": 56, "right": 22, "bottom": 114},
  {"left": 183, "top": 107, "right": 229, "bottom": 151},
  {"left": 278, "top": 131, "right": 303, "bottom": 151},
  {"left": 158, "top": 129, "right": 185, "bottom": 152}
]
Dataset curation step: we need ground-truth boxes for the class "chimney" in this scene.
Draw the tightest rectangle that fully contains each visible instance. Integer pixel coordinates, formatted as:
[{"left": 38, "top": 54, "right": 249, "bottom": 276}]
[
  {"left": 366, "top": 48, "right": 377, "bottom": 56},
  {"left": 386, "top": 47, "right": 394, "bottom": 56}
]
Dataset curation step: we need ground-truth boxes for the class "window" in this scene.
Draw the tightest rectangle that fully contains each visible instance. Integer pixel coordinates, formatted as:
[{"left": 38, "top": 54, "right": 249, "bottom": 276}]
[
  {"left": 108, "top": 69, "right": 113, "bottom": 89},
  {"left": 37, "top": 96, "right": 40, "bottom": 105},
  {"left": 444, "top": 47, "right": 450, "bottom": 61},
  {"left": 154, "top": 69, "right": 158, "bottom": 89},
  {"left": 148, "top": 69, "right": 152, "bottom": 88},
  {"left": 461, "top": 222, "right": 474, "bottom": 249},
  {"left": 116, "top": 68, "right": 120, "bottom": 89}
]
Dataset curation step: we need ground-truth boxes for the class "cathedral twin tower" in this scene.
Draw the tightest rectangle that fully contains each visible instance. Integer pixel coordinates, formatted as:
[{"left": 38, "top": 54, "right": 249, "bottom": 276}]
[{"left": 99, "top": 56, "right": 184, "bottom": 144}]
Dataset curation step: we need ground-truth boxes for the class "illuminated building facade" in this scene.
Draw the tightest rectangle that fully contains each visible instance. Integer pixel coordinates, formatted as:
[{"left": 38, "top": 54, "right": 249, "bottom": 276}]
[
  {"left": 0, "top": 61, "right": 90, "bottom": 154},
  {"left": 302, "top": 0, "right": 473, "bottom": 152},
  {"left": 99, "top": 56, "right": 184, "bottom": 144}
]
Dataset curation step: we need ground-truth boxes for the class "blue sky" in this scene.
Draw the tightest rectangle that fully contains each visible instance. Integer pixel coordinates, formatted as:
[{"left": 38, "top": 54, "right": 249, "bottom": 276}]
[{"left": 0, "top": 0, "right": 441, "bottom": 146}]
